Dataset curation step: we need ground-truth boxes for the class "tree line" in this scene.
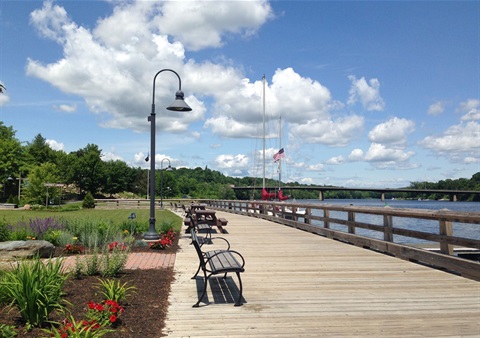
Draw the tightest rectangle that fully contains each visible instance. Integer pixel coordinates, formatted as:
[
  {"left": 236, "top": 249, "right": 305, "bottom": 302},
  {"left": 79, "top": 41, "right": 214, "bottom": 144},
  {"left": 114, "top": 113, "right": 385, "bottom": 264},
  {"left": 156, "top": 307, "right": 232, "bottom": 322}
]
[{"left": 1, "top": 121, "right": 479, "bottom": 205}]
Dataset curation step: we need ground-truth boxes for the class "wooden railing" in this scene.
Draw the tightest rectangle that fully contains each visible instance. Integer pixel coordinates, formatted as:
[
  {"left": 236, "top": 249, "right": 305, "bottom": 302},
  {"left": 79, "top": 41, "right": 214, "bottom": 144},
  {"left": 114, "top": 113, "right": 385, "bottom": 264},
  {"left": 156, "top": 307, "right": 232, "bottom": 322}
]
[
  {"left": 94, "top": 198, "right": 480, "bottom": 280},
  {"left": 202, "top": 199, "right": 480, "bottom": 281}
]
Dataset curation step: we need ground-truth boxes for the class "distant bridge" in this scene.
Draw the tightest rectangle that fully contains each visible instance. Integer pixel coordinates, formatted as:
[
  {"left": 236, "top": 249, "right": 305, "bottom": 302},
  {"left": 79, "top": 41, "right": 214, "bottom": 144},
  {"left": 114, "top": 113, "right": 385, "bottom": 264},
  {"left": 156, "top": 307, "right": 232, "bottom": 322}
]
[{"left": 231, "top": 186, "right": 480, "bottom": 202}]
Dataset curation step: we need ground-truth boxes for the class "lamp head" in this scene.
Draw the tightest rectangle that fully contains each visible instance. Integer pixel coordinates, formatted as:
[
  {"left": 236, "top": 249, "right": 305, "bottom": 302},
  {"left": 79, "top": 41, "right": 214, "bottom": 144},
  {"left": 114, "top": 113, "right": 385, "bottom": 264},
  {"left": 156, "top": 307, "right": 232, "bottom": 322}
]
[
  {"left": 167, "top": 90, "right": 192, "bottom": 111},
  {"left": 166, "top": 165, "right": 173, "bottom": 171}
]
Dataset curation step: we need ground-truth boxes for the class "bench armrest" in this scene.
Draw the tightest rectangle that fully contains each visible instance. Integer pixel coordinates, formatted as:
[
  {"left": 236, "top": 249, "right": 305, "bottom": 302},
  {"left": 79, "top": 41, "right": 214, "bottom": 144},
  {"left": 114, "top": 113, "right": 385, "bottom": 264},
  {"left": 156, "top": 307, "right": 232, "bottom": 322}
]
[{"left": 201, "top": 236, "right": 230, "bottom": 250}]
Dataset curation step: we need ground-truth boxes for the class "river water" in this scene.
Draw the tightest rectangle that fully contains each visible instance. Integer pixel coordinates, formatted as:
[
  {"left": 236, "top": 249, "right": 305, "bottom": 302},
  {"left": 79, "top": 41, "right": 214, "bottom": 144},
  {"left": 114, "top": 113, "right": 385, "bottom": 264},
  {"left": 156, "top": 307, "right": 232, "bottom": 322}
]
[{"left": 293, "top": 199, "right": 480, "bottom": 245}]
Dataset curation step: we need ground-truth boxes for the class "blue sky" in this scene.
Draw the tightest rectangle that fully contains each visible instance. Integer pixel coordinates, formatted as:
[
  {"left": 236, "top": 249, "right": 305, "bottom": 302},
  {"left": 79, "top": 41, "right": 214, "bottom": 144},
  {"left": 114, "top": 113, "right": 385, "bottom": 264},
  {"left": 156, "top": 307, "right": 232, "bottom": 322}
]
[{"left": 0, "top": 0, "right": 479, "bottom": 188}]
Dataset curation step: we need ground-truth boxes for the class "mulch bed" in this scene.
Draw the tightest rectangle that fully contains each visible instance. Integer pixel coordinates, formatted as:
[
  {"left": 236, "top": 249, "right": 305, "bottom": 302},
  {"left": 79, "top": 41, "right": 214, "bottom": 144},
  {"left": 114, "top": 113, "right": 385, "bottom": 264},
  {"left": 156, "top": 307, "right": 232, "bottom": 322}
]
[{"left": 0, "top": 236, "right": 179, "bottom": 337}]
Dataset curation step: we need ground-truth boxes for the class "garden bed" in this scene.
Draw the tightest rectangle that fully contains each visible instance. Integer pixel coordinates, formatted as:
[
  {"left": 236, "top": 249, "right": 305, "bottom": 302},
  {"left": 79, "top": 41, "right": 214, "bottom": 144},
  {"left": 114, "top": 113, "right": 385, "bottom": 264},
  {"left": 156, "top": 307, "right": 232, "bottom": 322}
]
[{"left": 0, "top": 235, "right": 179, "bottom": 337}]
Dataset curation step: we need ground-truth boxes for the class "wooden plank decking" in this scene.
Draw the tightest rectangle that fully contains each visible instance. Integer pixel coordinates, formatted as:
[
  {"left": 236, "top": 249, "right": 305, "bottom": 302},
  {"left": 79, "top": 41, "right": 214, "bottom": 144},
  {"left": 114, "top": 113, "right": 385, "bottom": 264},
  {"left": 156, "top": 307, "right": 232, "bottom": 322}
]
[{"left": 164, "top": 210, "right": 480, "bottom": 337}]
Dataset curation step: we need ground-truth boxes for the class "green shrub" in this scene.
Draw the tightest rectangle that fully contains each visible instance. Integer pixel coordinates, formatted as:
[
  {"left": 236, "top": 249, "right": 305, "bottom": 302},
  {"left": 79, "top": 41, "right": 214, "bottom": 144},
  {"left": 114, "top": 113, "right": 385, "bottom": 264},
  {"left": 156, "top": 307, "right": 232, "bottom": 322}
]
[
  {"left": 82, "top": 192, "right": 95, "bottom": 209},
  {"left": 96, "top": 278, "right": 136, "bottom": 304},
  {"left": 42, "top": 315, "right": 113, "bottom": 337},
  {"left": 8, "top": 226, "right": 34, "bottom": 241},
  {"left": 72, "top": 247, "right": 129, "bottom": 278},
  {"left": 100, "top": 246, "right": 129, "bottom": 277},
  {"left": 84, "top": 250, "right": 101, "bottom": 276},
  {"left": 43, "top": 229, "right": 63, "bottom": 246},
  {"left": 158, "top": 220, "right": 175, "bottom": 234},
  {"left": 0, "top": 324, "right": 17, "bottom": 338},
  {"left": 57, "top": 231, "right": 77, "bottom": 247},
  {"left": 0, "top": 218, "right": 11, "bottom": 241},
  {"left": 0, "top": 256, "right": 69, "bottom": 328}
]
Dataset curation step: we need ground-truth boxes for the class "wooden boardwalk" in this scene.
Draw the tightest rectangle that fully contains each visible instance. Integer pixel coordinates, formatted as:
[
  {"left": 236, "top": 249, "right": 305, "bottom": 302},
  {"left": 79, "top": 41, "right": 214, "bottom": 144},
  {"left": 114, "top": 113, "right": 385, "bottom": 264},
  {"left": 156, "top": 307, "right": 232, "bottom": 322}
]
[{"left": 164, "top": 211, "right": 480, "bottom": 337}]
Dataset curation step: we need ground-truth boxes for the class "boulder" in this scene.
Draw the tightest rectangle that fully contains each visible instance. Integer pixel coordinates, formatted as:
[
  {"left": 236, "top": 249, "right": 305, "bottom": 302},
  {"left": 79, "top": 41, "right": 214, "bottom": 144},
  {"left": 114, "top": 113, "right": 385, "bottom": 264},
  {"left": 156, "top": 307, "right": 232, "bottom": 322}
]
[{"left": 0, "top": 240, "right": 55, "bottom": 261}]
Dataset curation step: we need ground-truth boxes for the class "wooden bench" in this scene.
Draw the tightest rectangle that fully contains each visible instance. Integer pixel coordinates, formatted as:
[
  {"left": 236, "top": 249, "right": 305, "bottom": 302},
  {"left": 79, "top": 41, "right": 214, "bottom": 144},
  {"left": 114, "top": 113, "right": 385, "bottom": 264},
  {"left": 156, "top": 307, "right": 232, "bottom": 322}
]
[
  {"left": 190, "top": 228, "right": 245, "bottom": 307},
  {"left": 0, "top": 203, "right": 18, "bottom": 209}
]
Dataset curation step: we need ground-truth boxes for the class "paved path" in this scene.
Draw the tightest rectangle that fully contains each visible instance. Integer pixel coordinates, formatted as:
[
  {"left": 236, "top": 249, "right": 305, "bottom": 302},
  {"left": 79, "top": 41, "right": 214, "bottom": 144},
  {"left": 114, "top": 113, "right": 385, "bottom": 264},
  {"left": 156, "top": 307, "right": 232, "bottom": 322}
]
[{"left": 60, "top": 252, "right": 175, "bottom": 270}]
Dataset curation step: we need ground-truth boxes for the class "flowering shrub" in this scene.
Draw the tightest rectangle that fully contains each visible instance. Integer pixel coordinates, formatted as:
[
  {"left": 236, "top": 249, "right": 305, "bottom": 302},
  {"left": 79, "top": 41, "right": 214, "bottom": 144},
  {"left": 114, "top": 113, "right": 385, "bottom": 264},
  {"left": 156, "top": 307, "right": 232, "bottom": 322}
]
[
  {"left": 63, "top": 244, "right": 85, "bottom": 255},
  {"left": 43, "top": 315, "right": 113, "bottom": 337},
  {"left": 86, "top": 300, "right": 124, "bottom": 327},
  {"left": 107, "top": 241, "right": 128, "bottom": 252},
  {"left": 148, "top": 228, "right": 175, "bottom": 250}
]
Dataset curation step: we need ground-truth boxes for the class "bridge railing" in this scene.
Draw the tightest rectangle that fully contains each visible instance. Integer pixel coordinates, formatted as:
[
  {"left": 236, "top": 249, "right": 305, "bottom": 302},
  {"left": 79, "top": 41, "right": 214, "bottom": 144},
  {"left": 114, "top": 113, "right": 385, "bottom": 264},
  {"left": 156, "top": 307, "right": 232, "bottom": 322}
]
[{"left": 202, "top": 199, "right": 480, "bottom": 281}]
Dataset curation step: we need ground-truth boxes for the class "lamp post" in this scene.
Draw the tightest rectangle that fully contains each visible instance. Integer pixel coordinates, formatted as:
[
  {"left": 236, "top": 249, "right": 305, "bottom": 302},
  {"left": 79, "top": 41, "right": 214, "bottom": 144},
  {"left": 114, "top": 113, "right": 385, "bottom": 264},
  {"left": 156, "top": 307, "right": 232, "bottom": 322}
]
[
  {"left": 145, "top": 69, "right": 192, "bottom": 241},
  {"left": 145, "top": 154, "right": 150, "bottom": 199},
  {"left": 160, "top": 158, "right": 173, "bottom": 209},
  {"left": 2, "top": 176, "right": 13, "bottom": 203}
]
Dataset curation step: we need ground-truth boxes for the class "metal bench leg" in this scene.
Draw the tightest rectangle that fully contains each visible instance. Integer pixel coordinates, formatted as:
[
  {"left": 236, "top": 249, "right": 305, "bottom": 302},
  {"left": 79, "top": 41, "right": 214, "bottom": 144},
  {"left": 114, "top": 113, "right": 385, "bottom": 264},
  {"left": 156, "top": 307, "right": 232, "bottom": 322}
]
[
  {"left": 193, "top": 272, "right": 210, "bottom": 308},
  {"left": 234, "top": 271, "right": 243, "bottom": 306}
]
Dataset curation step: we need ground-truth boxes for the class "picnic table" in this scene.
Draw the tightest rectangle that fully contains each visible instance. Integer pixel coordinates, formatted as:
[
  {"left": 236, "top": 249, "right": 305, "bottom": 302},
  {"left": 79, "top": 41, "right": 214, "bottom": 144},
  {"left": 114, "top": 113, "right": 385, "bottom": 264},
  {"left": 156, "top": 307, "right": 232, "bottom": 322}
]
[
  {"left": 183, "top": 208, "right": 229, "bottom": 234},
  {"left": 190, "top": 203, "right": 207, "bottom": 213},
  {"left": 195, "top": 209, "right": 228, "bottom": 233}
]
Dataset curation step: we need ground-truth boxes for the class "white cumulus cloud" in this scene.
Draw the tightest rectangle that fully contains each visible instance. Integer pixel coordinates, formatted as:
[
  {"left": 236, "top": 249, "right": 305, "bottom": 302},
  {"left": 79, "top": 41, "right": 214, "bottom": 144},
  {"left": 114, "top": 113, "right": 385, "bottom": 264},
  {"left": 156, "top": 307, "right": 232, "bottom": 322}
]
[
  {"left": 347, "top": 75, "right": 385, "bottom": 111},
  {"left": 457, "top": 99, "right": 480, "bottom": 121},
  {"left": 368, "top": 117, "right": 415, "bottom": 146},
  {"left": 427, "top": 101, "right": 446, "bottom": 116},
  {"left": 46, "top": 139, "right": 64, "bottom": 151}
]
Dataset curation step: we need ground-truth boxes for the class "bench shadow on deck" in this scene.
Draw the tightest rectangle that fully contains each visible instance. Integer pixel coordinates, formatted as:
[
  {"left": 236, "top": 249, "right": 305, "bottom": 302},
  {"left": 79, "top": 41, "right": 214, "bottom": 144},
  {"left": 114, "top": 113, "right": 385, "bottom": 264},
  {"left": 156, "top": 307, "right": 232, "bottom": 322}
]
[
  {"left": 193, "top": 276, "right": 245, "bottom": 306},
  {"left": 165, "top": 211, "right": 480, "bottom": 337}
]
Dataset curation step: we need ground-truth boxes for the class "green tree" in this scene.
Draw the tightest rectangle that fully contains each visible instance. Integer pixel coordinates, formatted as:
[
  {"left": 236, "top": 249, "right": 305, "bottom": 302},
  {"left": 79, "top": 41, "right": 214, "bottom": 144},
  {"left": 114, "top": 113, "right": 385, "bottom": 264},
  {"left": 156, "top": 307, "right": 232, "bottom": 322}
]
[
  {"left": 67, "top": 144, "right": 105, "bottom": 196},
  {"left": 24, "top": 163, "right": 62, "bottom": 205},
  {"left": 0, "top": 122, "right": 23, "bottom": 201},
  {"left": 103, "top": 160, "right": 136, "bottom": 197},
  {"left": 25, "top": 134, "right": 56, "bottom": 165}
]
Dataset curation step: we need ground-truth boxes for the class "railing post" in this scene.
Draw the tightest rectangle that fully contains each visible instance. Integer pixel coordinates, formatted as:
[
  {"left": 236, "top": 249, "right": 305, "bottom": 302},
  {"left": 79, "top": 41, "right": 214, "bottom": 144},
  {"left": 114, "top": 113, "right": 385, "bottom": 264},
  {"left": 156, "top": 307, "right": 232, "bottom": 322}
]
[
  {"left": 384, "top": 215, "right": 393, "bottom": 242},
  {"left": 324, "top": 209, "right": 330, "bottom": 228},
  {"left": 348, "top": 211, "right": 355, "bottom": 234},
  {"left": 439, "top": 220, "right": 454, "bottom": 255},
  {"left": 304, "top": 207, "right": 311, "bottom": 224}
]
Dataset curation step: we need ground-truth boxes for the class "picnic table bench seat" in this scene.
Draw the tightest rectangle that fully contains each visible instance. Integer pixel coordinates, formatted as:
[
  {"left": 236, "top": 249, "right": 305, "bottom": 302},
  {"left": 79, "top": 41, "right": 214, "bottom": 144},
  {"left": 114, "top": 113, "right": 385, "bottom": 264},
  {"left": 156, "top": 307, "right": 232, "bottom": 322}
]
[{"left": 190, "top": 229, "right": 245, "bottom": 307}]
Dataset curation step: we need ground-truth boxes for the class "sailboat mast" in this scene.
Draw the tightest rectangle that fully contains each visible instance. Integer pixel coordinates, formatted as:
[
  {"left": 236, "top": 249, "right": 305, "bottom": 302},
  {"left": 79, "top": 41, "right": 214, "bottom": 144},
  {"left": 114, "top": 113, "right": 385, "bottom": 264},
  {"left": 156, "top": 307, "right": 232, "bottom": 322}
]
[
  {"left": 262, "top": 74, "right": 266, "bottom": 189},
  {"left": 278, "top": 115, "right": 282, "bottom": 191}
]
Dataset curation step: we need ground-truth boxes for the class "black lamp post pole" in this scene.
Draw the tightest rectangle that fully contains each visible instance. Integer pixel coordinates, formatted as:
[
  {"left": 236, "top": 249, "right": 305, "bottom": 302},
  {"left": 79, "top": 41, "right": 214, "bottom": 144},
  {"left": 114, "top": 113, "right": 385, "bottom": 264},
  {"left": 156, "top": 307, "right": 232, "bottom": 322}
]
[
  {"left": 160, "top": 158, "right": 172, "bottom": 210},
  {"left": 144, "top": 69, "right": 191, "bottom": 241}
]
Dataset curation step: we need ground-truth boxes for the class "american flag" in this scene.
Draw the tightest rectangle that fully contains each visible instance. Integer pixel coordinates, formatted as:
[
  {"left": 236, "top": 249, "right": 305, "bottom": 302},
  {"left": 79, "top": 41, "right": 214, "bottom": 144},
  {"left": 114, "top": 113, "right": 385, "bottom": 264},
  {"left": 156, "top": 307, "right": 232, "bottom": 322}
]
[{"left": 273, "top": 148, "right": 285, "bottom": 162}]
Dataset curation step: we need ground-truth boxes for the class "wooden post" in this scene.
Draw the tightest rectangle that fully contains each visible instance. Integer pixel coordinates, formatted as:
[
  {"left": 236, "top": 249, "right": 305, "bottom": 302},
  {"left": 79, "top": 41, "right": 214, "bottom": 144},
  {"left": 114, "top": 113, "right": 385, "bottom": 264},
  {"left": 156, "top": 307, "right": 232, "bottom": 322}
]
[
  {"left": 348, "top": 211, "right": 356, "bottom": 234},
  {"left": 439, "top": 220, "right": 454, "bottom": 255},
  {"left": 304, "top": 207, "right": 311, "bottom": 224},
  {"left": 324, "top": 209, "right": 330, "bottom": 228},
  {"left": 384, "top": 215, "right": 393, "bottom": 242}
]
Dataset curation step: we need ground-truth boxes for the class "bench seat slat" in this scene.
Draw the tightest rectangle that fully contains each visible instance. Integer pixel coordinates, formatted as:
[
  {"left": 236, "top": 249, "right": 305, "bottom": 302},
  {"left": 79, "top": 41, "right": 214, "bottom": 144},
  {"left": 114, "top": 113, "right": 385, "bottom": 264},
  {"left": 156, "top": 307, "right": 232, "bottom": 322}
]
[{"left": 206, "top": 250, "right": 244, "bottom": 274}]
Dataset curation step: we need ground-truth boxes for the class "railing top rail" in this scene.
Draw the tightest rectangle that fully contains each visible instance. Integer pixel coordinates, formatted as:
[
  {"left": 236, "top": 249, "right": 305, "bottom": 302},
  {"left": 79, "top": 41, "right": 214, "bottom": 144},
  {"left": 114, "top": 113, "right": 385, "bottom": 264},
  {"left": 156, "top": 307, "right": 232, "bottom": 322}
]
[{"left": 204, "top": 199, "right": 480, "bottom": 224}]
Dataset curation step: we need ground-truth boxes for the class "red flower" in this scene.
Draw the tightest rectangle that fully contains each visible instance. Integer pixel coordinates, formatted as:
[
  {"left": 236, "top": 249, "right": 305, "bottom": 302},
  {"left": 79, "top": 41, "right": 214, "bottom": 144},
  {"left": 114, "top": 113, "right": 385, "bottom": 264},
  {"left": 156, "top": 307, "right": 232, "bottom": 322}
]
[{"left": 109, "top": 314, "right": 117, "bottom": 323}]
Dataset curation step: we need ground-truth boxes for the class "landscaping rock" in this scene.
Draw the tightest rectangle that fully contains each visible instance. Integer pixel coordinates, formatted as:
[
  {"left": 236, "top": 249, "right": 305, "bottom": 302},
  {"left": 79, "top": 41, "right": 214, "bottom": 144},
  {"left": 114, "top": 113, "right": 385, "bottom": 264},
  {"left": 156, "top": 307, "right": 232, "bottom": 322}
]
[{"left": 0, "top": 240, "right": 55, "bottom": 261}]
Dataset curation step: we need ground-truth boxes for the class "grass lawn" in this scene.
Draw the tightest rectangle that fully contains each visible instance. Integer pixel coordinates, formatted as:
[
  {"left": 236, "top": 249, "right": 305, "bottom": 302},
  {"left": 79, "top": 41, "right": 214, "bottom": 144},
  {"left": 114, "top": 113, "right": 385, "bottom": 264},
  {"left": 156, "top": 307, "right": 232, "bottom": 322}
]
[{"left": 0, "top": 207, "right": 183, "bottom": 232}]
